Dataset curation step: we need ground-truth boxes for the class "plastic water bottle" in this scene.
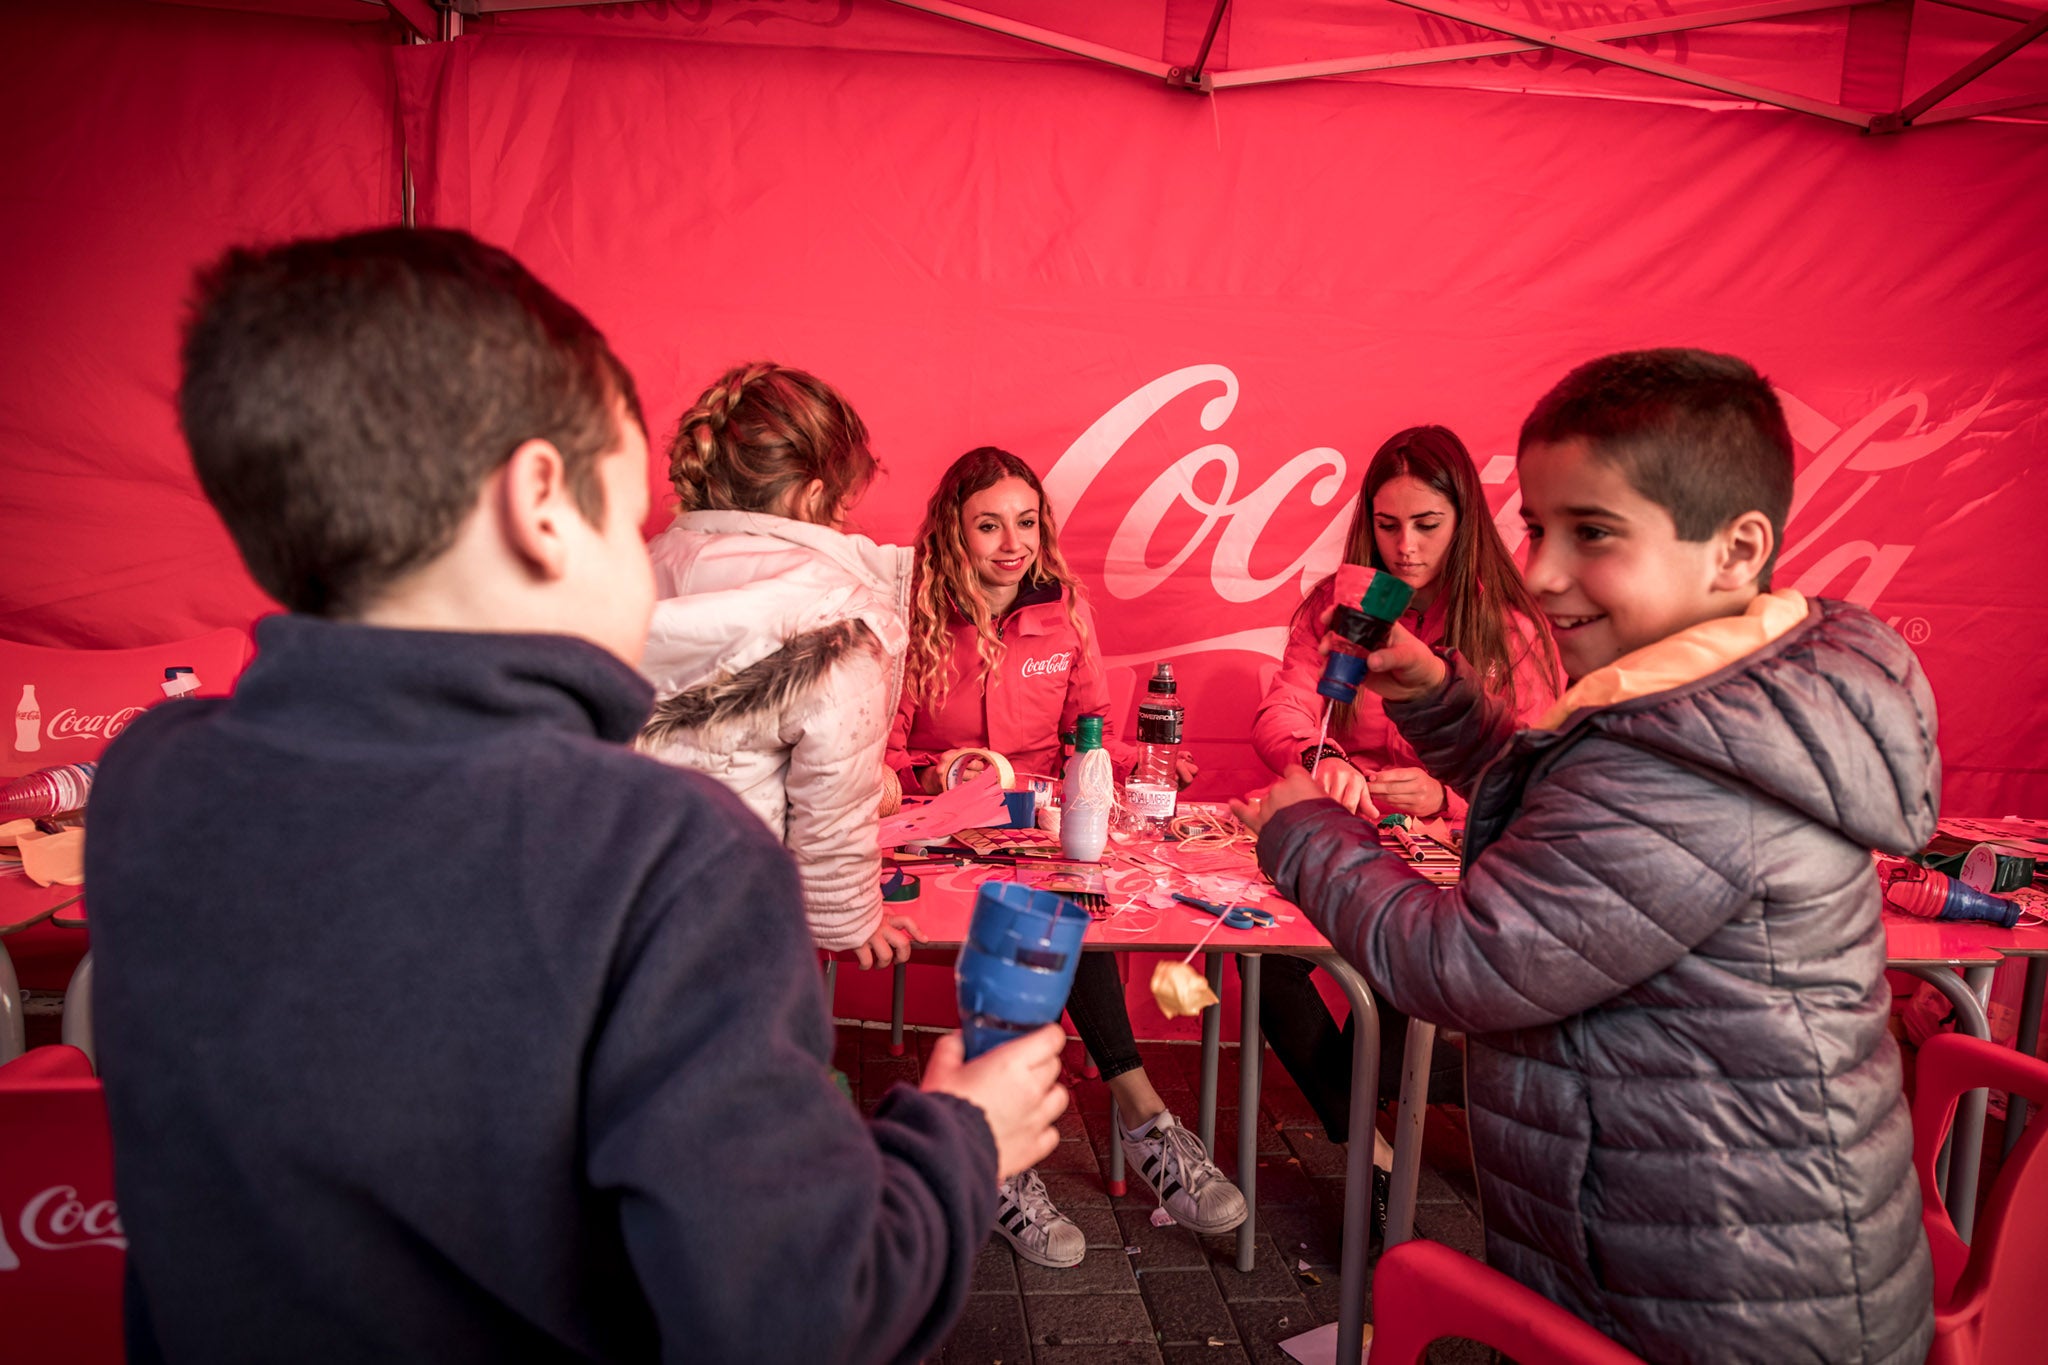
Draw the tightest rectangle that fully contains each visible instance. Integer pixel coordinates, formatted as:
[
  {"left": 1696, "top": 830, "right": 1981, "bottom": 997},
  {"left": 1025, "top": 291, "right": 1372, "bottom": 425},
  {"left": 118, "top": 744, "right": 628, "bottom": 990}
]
[
  {"left": 0, "top": 761, "right": 98, "bottom": 821},
  {"left": 1882, "top": 863, "right": 2021, "bottom": 930},
  {"left": 1317, "top": 566, "right": 1415, "bottom": 705},
  {"left": 1060, "top": 714, "right": 1113, "bottom": 862},
  {"left": 1123, "top": 663, "right": 1183, "bottom": 836}
]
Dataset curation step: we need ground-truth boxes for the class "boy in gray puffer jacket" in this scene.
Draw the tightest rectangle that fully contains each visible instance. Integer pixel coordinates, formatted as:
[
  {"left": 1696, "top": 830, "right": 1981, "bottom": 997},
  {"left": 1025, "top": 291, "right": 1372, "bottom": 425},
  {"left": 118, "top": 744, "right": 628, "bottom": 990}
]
[{"left": 1237, "top": 349, "right": 1936, "bottom": 1364}]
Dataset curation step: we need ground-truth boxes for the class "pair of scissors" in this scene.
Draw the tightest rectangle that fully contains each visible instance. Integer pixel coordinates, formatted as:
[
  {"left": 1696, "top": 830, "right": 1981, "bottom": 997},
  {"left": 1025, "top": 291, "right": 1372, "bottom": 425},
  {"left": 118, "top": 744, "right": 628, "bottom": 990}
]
[{"left": 1172, "top": 892, "right": 1275, "bottom": 930}]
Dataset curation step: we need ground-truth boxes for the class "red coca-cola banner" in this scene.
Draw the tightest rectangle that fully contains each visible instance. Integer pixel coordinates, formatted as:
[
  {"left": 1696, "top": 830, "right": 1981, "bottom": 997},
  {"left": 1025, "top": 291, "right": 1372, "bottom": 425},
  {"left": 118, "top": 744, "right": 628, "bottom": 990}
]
[{"left": 0, "top": 1, "right": 2042, "bottom": 824}]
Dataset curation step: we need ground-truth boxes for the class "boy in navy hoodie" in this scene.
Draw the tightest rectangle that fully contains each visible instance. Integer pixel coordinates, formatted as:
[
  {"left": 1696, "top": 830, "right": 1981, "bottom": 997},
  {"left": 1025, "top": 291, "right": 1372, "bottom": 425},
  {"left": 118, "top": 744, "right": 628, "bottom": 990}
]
[
  {"left": 86, "top": 228, "right": 1067, "bottom": 1364},
  {"left": 1237, "top": 350, "right": 1936, "bottom": 1363}
]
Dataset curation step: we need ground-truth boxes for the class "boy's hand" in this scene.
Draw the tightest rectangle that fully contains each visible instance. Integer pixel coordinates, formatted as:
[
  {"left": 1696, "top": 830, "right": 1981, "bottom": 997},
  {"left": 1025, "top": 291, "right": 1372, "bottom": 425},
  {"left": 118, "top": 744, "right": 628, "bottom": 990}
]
[
  {"left": 1366, "top": 767, "right": 1443, "bottom": 817},
  {"left": 1315, "top": 612, "right": 1448, "bottom": 703},
  {"left": 854, "top": 913, "right": 927, "bottom": 970},
  {"left": 1173, "top": 754, "right": 1200, "bottom": 790},
  {"left": 921, "top": 1026, "right": 1068, "bottom": 1180},
  {"left": 1231, "top": 763, "right": 1367, "bottom": 836},
  {"left": 1313, "top": 758, "right": 1380, "bottom": 818}
]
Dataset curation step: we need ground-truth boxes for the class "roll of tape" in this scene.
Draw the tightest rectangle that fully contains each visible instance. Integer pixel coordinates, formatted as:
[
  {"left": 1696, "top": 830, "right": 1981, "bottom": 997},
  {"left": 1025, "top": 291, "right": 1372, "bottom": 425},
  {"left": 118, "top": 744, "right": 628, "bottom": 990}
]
[
  {"left": 939, "top": 747, "right": 1015, "bottom": 790},
  {"left": 882, "top": 869, "right": 921, "bottom": 902}
]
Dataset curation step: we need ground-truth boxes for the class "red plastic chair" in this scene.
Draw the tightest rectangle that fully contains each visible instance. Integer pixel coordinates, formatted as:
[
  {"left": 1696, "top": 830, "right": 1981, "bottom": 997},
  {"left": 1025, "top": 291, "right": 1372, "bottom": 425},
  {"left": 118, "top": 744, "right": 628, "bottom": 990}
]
[
  {"left": 1915, "top": 1032, "right": 2048, "bottom": 1365},
  {"left": 1368, "top": 1239, "right": 1645, "bottom": 1365},
  {"left": 0, "top": 1044, "right": 125, "bottom": 1362}
]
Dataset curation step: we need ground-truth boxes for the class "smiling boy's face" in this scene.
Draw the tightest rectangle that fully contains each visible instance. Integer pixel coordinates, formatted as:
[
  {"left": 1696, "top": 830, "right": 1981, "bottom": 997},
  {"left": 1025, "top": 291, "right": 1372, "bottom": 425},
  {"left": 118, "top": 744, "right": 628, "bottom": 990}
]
[{"left": 1517, "top": 438, "right": 1755, "bottom": 682}]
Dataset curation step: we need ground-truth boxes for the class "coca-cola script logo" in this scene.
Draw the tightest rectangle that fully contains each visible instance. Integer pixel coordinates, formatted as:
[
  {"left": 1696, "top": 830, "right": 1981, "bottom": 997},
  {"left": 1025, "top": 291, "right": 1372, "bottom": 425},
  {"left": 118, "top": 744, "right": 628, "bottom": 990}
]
[
  {"left": 0, "top": 1184, "right": 127, "bottom": 1270},
  {"left": 45, "top": 706, "right": 144, "bottom": 743},
  {"left": 1044, "top": 364, "right": 1992, "bottom": 661},
  {"left": 1020, "top": 652, "right": 1074, "bottom": 678}
]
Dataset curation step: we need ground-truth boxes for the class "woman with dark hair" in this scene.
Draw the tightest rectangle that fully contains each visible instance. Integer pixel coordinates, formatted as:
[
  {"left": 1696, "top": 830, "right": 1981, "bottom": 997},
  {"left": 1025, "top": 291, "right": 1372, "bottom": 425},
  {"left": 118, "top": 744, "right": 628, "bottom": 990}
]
[
  {"left": 889, "top": 447, "right": 1240, "bottom": 1270},
  {"left": 1251, "top": 425, "right": 1562, "bottom": 1215},
  {"left": 1254, "top": 424, "right": 1561, "bottom": 820}
]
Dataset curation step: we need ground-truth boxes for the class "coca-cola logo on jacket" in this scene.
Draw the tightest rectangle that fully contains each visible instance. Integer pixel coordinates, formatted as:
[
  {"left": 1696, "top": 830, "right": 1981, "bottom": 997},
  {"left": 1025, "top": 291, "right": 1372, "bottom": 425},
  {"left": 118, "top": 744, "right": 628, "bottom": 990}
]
[
  {"left": 0, "top": 1184, "right": 126, "bottom": 1270},
  {"left": 1020, "top": 652, "right": 1074, "bottom": 678}
]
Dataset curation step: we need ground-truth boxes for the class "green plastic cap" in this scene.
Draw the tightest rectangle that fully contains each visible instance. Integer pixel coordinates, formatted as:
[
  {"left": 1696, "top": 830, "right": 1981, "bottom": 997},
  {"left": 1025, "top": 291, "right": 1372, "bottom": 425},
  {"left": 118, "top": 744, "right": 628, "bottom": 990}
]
[
  {"left": 1073, "top": 714, "right": 1105, "bottom": 751},
  {"left": 1358, "top": 570, "right": 1415, "bottom": 622}
]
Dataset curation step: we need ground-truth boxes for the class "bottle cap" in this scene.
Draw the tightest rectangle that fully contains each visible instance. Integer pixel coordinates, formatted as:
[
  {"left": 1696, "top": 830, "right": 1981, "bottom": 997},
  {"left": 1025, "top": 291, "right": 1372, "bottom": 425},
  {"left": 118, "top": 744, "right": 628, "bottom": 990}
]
[
  {"left": 1316, "top": 652, "right": 1368, "bottom": 703},
  {"left": 1074, "top": 714, "right": 1105, "bottom": 751},
  {"left": 1148, "top": 662, "right": 1177, "bottom": 695},
  {"left": 1355, "top": 570, "right": 1414, "bottom": 622}
]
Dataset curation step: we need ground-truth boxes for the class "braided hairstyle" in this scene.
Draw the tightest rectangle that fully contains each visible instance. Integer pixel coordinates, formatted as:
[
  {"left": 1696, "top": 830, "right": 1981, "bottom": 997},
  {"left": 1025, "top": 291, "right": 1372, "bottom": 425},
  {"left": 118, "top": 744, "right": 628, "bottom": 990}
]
[
  {"left": 667, "top": 362, "right": 876, "bottom": 524},
  {"left": 904, "top": 447, "right": 1088, "bottom": 710}
]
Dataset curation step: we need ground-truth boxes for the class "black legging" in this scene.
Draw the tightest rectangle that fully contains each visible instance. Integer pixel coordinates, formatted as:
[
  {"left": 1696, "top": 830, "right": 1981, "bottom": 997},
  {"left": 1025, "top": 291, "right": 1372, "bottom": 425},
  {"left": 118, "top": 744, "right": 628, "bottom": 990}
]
[
  {"left": 1062, "top": 952, "right": 1145, "bottom": 1082},
  {"left": 1253, "top": 954, "right": 1463, "bottom": 1144}
]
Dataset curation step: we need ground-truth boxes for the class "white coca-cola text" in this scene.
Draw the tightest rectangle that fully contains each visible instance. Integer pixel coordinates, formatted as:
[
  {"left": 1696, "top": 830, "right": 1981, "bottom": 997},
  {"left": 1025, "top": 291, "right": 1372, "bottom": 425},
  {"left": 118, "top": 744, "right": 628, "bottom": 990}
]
[
  {"left": 45, "top": 706, "right": 144, "bottom": 743},
  {"left": 18, "top": 1184, "right": 126, "bottom": 1254},
  {"left": 1020, "top": 652, "right": 1074, "bottom": 678},
  {"left": 1043, "top": 364, "right": 1991, "bottom": 655}
]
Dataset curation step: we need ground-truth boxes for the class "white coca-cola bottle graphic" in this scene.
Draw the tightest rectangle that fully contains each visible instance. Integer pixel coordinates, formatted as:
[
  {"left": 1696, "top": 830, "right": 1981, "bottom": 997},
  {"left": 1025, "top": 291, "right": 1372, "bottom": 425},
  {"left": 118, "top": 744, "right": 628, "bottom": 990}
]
[{"left": 14, "top": 684, "right": 40, "bottom": 755}]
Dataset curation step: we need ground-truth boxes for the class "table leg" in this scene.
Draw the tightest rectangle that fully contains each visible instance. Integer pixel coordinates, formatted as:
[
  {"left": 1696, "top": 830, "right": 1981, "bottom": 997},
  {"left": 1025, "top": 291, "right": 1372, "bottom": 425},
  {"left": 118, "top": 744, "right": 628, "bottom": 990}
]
[
  {"left": 1947, "top": 964, "right": 1996, "bottom": 1240},
  {"left": 1309, "top": 951, "right": 1382, "bottom": 1365},
  {"left": 60, "top": 951, "right": 92, "bottom": 1072},
  {"left": 1896, "top": 963, "right": 1993, "bottom": 1241},
  {"left": 889, "top": 962, "right": 907, "bottom": 1056},
  {"left": 1236, "top": 952, "right": 1262, "bottom": 1272},
  {"left": 0, "top": 939, "right": 20, "bottom": 1064},
  {"left": 1198, "top": 951, "right": 1223, "bottom": 1154},
  {"left": 2004, "top": 957, "right": 2047, "bottom": 1158},
  {"left": 822, "top": 957, "right": 837, "bottom": 1007},
  {"left": 1383, "top": 1017, "right": 1436, "bottom": 1250},
  {"left": 1108, "top": 1096, "right": 1126, "bottom": 1196}
]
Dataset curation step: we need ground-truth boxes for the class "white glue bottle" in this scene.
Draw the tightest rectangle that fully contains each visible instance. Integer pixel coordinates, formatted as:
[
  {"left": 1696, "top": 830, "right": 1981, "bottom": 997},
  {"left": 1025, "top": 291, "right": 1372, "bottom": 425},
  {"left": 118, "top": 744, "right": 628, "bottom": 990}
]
[{"left": 1060, "top": 713, "right": 1114, "bottom": 862}]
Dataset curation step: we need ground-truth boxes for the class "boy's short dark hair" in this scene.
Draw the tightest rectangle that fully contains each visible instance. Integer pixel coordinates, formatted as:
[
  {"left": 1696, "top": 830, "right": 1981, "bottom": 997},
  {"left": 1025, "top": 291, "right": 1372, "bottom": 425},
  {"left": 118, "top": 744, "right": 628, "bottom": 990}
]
[
  {"left": 178, "top": 227, "right": 646, "bottom": 617},
  {"left": 1519, "top": 348, "right": 1794, "bottom": 585}
]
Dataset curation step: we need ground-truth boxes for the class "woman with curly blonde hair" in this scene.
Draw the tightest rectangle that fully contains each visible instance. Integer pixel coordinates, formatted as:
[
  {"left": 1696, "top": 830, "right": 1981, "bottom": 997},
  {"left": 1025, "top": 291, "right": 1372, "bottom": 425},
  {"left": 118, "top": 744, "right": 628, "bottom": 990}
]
[
  {"left": 640, "top": 361, "right": 921, "bottom": 970},
  {"left": 888, "top": 447, "right": 1239, "bottom": 1273}
]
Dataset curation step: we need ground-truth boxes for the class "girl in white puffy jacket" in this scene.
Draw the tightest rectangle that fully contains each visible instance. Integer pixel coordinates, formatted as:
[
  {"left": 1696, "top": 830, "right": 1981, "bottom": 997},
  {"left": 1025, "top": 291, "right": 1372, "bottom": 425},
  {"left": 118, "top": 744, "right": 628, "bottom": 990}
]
[{"left": 637, "top": 362, "right": 921, "bottom": 969}]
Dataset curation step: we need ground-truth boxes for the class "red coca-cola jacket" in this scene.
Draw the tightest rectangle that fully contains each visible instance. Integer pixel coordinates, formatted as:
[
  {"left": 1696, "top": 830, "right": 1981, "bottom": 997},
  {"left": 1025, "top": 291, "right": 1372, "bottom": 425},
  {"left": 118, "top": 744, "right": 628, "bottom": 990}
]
[
  {"left": 888, "top": 581, "right": 1131, "bottom": 786},
  {"left": 1252, "top": 577, "right": 1560, "bottom": 821}
]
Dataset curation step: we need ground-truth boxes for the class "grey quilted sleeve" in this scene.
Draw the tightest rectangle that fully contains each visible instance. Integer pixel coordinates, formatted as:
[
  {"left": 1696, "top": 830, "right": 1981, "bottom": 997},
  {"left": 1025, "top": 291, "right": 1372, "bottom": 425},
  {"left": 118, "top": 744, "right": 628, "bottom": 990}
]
[
  {"left": 1259, "top": 737, "right": 1755, "bottom": 1032},
  {"left": 1384, "top": 651, "right": 1522, "bottom": 799}
]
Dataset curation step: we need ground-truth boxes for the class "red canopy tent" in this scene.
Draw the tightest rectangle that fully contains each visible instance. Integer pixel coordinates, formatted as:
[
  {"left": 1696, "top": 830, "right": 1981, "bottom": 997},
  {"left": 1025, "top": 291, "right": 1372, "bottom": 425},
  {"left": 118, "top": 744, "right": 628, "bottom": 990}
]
[{"left": 2, "top": 0, "right": 2044, "bottom": 816}]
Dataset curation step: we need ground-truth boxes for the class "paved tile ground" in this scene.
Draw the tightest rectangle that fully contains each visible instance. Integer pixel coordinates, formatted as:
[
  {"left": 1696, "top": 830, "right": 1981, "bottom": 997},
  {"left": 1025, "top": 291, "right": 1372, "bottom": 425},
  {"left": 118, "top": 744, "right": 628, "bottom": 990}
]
[{"left": 837, "top": 1023, "right": 1493, "bottom": 1365}]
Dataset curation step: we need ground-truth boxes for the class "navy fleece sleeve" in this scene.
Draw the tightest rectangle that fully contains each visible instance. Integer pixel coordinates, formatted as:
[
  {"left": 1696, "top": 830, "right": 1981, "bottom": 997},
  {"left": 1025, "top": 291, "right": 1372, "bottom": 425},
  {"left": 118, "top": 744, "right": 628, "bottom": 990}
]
[
  {"left": 582, "top": 805, "right": 997, "bottom": 1365},
  {"left": 1259, "top": 737, "right": 1755, "bottom": 1033}
]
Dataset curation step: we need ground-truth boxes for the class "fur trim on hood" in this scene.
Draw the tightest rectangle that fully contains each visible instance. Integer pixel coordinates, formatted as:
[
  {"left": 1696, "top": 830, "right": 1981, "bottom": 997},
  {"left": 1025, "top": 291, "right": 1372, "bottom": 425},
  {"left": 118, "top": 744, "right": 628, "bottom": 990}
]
[{"left": 640, "top": 620, "right": 876, "bottom": 749}]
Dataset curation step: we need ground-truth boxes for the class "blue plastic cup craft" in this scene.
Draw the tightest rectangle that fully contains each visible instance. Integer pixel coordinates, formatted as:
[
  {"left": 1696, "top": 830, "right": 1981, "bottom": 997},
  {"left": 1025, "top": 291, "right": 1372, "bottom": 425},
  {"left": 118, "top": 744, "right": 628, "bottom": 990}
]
[{"left": 956, "top": 881, "right": 1092, "bottom": 1059}]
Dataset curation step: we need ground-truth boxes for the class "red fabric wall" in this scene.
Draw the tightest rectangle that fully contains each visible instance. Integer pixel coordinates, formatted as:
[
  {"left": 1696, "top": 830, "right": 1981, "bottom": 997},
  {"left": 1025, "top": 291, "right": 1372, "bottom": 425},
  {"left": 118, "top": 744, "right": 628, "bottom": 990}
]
[
  {"left": 3, "top": 4, "right": 2043, "bottom": 820},
  {"left": 0, "top": 1, "right": 400, "bottom": 649}
]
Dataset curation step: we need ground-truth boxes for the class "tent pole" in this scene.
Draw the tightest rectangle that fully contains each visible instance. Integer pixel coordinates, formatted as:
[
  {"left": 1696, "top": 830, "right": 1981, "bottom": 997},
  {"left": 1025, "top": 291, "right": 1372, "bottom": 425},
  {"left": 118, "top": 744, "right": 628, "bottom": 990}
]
[
  {"left": 1214, "top": 0, "right": 1886, "bottom": 89},
  {"left": 1167, "top": 0, "right": 1231, "bottom": 92},
  {"left": 881, "top": 1, "right": 1175, "bottom": 81},
  {"left": 1382, "top": 0, "right": 1873, "bottom": 127},
  {"left": 1923, "top": 0, "right": 2046, "bottom": 23},
  {"left": 1892, "top": 9, "right": 2048, "bottom": 124},
  {"left": 1913, "top": 88, "right": 2048, "bottom": 122}
]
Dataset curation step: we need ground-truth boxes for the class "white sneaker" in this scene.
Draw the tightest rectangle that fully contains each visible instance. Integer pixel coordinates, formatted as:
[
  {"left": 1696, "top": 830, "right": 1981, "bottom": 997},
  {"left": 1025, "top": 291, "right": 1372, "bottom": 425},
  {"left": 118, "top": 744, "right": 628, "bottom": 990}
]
[
  {"left": 994, "top": 1168, "right": 1087, "bottom": 1268},
  {"left": 1122, "top": 1111, "right": 1247, "bottom": 1235}
]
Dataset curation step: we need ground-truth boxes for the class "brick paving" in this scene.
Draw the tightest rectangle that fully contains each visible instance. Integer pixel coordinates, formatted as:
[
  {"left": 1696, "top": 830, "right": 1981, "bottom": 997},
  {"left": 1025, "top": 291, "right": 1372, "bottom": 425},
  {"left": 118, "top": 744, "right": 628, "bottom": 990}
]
[{"left": 838, "top": 1023, "right": 1492, "bottom": 1365}]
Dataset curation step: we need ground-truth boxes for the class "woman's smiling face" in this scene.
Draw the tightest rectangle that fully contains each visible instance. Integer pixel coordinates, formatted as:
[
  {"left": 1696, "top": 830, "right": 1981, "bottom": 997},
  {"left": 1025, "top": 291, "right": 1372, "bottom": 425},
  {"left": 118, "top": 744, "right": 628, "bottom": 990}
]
[{"left": 960, "top": 476, "right": 1041, "bottom": 595}]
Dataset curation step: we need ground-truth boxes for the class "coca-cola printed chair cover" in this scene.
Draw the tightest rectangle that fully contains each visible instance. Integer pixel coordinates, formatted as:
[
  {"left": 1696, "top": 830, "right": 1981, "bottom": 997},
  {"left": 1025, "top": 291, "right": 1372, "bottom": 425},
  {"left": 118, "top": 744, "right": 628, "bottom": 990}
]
[
  {"left": 0, "top": 627, "right": 253, "bottom": 995},
  {"left": 0, "top": 1044, "right": 124, "bottom": 1364},
  {"left": 1916, "top": 1033, "right": 2048, "bottom": 1365}
]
